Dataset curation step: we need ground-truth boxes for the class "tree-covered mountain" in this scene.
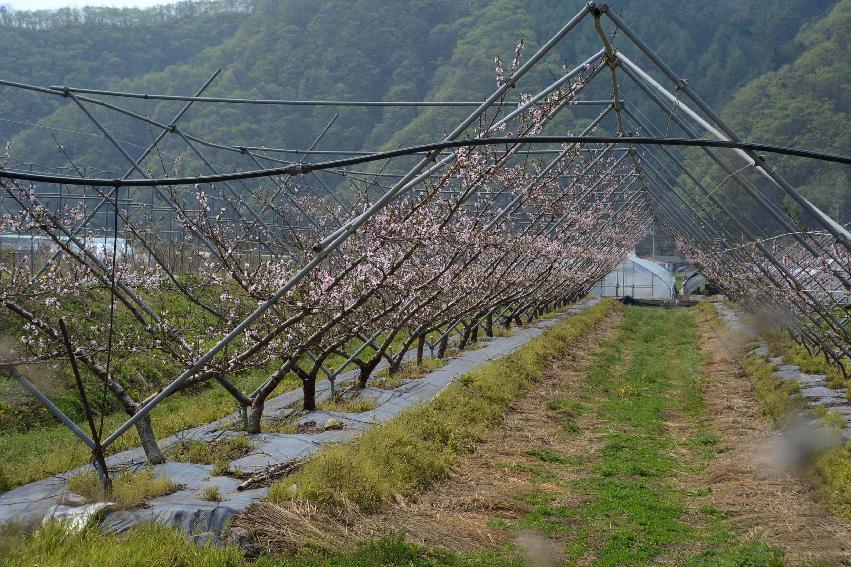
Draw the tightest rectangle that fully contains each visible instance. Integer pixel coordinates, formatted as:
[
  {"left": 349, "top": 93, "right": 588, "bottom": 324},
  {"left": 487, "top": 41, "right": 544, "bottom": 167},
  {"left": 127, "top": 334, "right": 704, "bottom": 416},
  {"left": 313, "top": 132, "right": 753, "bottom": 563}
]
[
  {"left": 713, "top": 0, "right": 850, "bottom": 224},
  {"left": 0, "top": 1, "right": 251, "bottom": 150},
  {"left": 0, "top": 0, "right": 843, "bottom": 221}
]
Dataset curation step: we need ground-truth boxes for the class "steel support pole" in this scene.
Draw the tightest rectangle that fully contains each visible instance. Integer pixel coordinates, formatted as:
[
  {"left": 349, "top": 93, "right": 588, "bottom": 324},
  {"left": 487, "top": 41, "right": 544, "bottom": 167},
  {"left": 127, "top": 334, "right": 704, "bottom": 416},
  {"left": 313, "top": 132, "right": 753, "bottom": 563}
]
[{"left": 601, "top": 9, "right": 851, "bottom": 249}]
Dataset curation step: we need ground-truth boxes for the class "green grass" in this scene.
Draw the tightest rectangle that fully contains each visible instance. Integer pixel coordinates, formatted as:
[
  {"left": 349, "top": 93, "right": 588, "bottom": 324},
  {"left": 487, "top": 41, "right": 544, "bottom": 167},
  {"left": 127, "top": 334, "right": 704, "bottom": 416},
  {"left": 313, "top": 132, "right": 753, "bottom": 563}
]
[
  {"left": 0, "top": 521, "right": 25, "bottom": 558},
  {"left": 0, "top": 308, "right": 429, "bottom": 490},
  {"left": 3, "top": 303, "right": 804, "bottom": 566},
  {"left": 0, "top": 369, "right": 294, "bottom": 489},
  {"left": 268, "top": 300, "right": 617, "bottom": 513},
  {"left": 165, "top": 434, "right": 254, "bottom": 474},
  {"left": 742, "top": 355, "right": 803, "bottom": 425},
  {"left": 737, "top": 319, "right": 851, "bottom": 521},
  {"left": 0, "top": 295, "right": 581, "bottom": 491},
  {"left": 812, "top": 405, "right": 847, "bottom": 433},
  {"left": 499, "top": 306, "right": 784, "bottom": 565},
  {"left": 375, "top": 358, "right": 446, "bottom": 389},
  {"left": 526, "top": 448, "right": 570, "bottom": 465},
  {"left": 67, "top": 467, "right": 177, "bottom": 509},
  {"left": 166, "top": 435, "right": 254, "bottom": 464},
  {"left": 203, "top": 485, "right": 222, "bottom": 502},
  {"left": 256, "top": 534, "right": 523, "bottom": 566},
  {"left": 676, "top": 542, "right": 785, "bottom": 566},
  {"left": 808, "top": 442, "right": 851, "bottom": 521},
  {"left": 3, "top": 301, "right": 615, "bottom": 567},
  {"left": 2, "top": 523, "right": 244, "bottom": 567},
  {"left": 763, "top": 329, "right": 850, "bottom": 391},
  {"left": 3, "top": 528, "right": 519, "bottom": 567}
]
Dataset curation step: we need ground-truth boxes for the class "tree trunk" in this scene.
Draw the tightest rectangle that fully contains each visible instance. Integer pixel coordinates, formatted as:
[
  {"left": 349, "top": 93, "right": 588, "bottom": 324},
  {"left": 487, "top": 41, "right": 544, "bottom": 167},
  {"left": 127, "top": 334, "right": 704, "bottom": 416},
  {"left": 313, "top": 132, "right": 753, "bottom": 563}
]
[
  {"left": 470, "top": 323, "right": 478, "bottom": 343},
  {"left": 135, "top": 413, "right": 165, "bottom": 464},
  {"left": 458, "top": 324, "right": 471, "bottom": 350},
  {"left": 247, "top": 402, "right": 264, "bottom": 434},
  {"left": 358, "top": 358, "right": 381, "bottom": 388},
  {"left": 302, "top": 375, "right": 316, "bottom": 411},
  {"left": 485, "top": 313, "right": 494, "bottom": 337},
  {"left": 388, "top": 355, "right": 402, "bottom": 374},
  {"left": 416, "top": 334, "right": 425, "bottom": 365},
  {"left": 436, "top": 333, "right": 449, "bottom": 358}
]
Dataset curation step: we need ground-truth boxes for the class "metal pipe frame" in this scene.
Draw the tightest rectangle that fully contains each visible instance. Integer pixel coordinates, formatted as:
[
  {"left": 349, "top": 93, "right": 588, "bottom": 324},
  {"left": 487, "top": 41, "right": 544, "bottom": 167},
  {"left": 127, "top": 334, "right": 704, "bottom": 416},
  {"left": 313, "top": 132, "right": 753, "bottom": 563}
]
[{"left": 0, "top": 2, "right": 845, "bottom": 466}]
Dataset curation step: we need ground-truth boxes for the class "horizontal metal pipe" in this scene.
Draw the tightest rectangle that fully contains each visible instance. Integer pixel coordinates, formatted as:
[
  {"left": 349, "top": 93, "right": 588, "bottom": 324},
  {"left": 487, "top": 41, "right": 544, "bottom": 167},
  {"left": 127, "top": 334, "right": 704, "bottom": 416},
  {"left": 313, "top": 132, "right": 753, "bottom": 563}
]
[{"left": 2, "top": 136, "right": 846, "bottom": 188}]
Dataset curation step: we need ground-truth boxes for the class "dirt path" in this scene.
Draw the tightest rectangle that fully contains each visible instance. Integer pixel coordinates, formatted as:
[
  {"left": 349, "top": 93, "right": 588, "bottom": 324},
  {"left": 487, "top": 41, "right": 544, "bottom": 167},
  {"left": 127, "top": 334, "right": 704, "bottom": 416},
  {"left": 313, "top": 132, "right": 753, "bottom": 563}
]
[
  {"left": 692, "top": 307, "right": 851, "bottom": 565},
  {"left": 373, "top": 305, "right": 851, "bottom": 565},
  {"left": 242, "top": 306, "right": 624, "bottom": 559},
  {"left": 369, "top": 308, "right": 624, "bottom": 554}
]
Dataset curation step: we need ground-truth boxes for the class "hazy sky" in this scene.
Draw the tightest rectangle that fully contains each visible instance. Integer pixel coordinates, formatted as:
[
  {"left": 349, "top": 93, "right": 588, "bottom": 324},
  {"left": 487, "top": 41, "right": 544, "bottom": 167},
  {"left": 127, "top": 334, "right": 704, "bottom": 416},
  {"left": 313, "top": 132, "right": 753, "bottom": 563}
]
[{"left": 4, "top": 0, "right": 172, "bottom": 9}]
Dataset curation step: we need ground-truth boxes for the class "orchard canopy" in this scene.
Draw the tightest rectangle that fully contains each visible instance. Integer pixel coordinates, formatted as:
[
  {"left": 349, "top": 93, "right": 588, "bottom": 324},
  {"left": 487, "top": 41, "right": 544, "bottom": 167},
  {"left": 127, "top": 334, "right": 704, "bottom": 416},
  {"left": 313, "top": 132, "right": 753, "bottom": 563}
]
[{"left": 0, "top": 2, "right": 848, "bottom": 466}]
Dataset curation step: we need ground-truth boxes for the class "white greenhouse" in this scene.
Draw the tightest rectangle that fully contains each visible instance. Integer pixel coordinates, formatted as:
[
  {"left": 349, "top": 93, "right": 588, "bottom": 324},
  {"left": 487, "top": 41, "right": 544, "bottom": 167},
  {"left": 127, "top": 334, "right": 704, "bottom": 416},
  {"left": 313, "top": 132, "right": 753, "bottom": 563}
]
[{"left": 590, "top": 255, "right": 676, "bottom": 300}]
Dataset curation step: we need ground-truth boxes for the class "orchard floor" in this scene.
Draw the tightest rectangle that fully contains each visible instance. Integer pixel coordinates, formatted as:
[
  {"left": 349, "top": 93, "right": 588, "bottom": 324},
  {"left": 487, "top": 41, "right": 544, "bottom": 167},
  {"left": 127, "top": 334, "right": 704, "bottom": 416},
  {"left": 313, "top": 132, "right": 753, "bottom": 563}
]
[
  {"left": 245, "top": 303, "right": 850, "bottom": 566},
  {"left": 4, "top": 303, "right": 850, "bottom": 566}
]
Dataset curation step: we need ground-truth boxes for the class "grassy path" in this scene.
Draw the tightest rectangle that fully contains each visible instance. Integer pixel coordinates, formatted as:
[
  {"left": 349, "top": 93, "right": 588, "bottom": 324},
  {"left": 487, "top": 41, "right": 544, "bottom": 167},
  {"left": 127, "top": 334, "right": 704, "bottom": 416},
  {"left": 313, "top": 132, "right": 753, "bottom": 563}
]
[
  {"left": 256, "top": 305, "right": 789, "bottom": 565},
  {"left": 276, "top": 305, "right": 789, "bottom": 565},
  {"left": 543, "top": 305, "right": 782, "bottom": 565}
]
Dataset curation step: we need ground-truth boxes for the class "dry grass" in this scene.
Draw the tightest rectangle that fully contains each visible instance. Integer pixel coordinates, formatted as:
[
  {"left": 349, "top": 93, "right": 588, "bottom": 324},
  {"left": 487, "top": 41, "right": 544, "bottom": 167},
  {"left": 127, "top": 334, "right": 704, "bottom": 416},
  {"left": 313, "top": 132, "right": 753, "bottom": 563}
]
[
  {"left": 261, "top": 416, "right": 298, "bottom": 434},
  {"left": 491, "top": 326, "right": 515, "bottom": 338},
  {"left": 236, "top": 500, "right": 366, "bottom": 555},
  {"left": 317, "top": 394, "right": 377, "bottom": 413},
  {"left": 67, "top": 467, "right": 177, "bottom": 509},
  {"left": 236, "top": 303, "right": 621, "bottom": 555},
  {"left": 375, "top": 358, "right": 446, "bottom": 389},
  {"left": 691, "top": 305, "right": 851, "bottom": 565}
]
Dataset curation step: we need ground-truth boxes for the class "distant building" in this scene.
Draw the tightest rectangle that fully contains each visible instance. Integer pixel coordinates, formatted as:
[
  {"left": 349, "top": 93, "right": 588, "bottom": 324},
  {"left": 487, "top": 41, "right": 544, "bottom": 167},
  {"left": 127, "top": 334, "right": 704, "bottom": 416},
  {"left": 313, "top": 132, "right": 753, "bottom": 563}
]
[
  {"left": 639, "top": 254, "right": 689, "bottom": 272},
  {"left": 0, "top": 233, "right": 133, "bottom": 259},
  {"left": 0, "top": 234, "right": 58, "bottom": 254},
  {"left": 590, "top": 255, "right": 676, "bottom": 300}
]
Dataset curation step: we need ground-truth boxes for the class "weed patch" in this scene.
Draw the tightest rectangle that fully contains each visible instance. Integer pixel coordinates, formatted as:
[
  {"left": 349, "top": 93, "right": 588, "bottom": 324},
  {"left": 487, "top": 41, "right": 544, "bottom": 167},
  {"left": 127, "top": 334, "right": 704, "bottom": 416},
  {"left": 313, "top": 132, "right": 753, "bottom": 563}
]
[
  {"left": 255, "top": 533, "right": 522, "bottom": 566},
  {"left": 491, "top": 326, "right": 515, "bottom": 338},
  {"left": 742, "top": 354, "right": 802, "bottom": 425},
  {"left": 764, "top": 329, "right": 850, "bottom": 391},
  {"left": 375, "top": 358, "right": 446, "bottom": 389},
  {"left": 677, "top": 542, "right": 785, "bottom": 566},
  {"left": 262, "top": 416, "right": 299, "bottom": 434},
  {"left": 166, "top": 435, "right": 254, "bottom": 466},
  {"left": 808, "top": 444, "right": 851, "bottom": 521},
  {"left": 67, "top": 467, "right": 177, "bottom": 509},
  {"left": 2, "top": 523, "right": 243, "bottom": 566},
  {"left": 317, "top": 395, "right": 377, "bottom": 414},
  {"left": 203, "top": 485, "right": 222, "bottom": 502}
]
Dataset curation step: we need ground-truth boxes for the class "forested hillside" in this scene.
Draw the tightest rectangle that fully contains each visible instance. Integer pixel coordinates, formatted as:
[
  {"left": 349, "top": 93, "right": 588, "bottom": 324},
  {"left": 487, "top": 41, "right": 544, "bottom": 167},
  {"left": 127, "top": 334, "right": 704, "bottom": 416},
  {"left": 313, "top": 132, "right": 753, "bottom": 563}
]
[
  {"left": 715, "top": 0, "right": 850, "bottom": 223},
  {"left": 0, "top": 0, "right": 842, "bottom": 217},
  {"left": 0, "top": 1, "right": 251, "bottom": 148}
]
